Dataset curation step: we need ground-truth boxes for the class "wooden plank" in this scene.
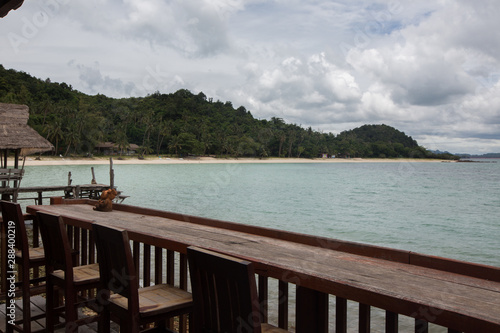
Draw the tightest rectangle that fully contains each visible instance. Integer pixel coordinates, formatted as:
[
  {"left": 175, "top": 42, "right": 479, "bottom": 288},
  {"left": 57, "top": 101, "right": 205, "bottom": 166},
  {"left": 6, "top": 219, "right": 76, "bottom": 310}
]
[
  {"left": 359, "top": 303, "right": 370, "bottom": 333},
  {"left": 179, "top": 253, "right": 188, "bottom": 290},
  {"left": 336, "top": 296, "right": 347, "bottom": 333},
  {"left": 296, "top": 286, "right": 328, "bottom": 333},
  {"left": 166, "top": 250, "right": 174, "bottom": 285},
  {"left": 143, "top": 244, "right": 151, "bottom": 287},
  {"left": 107, "top": 201, "right": 411, "bottom": 263},
  {"left": 89, "top": 230, "right": 95, "bottom": 264},
  {"left": 0, "top": 295, "right": 122, "bottom": 333},
  {"left": 154, "top": 246, "right": 162, "bottom": 284},
  {"left": 415, "top": 319, "right": 428, "bottom": 333},
  {"left": 258, "top": 275, "right": 269, "bottom": 323},
  {"left": 386, "top": 311, "right": 398, "bottom": 333},
  {"left": 0, "top": 298, "right": 45, "bottom": 332},
  {"left": 410, "top": 252, "right": 500, "bottom": 282},
  {"left": 82, "top": 229, "right": 88, "bottom": 265},
  {"left": 73, "top": 226, "right": 80, "bottom": 266},
  {"left": 278, "top": 280, "right": 288, "bottom": 330},
  {"left": 59, "top": 199, "right": 500, "bottom": 281},
  {"left": 132, "top": 241, "right": 140, "bottom": 272}
]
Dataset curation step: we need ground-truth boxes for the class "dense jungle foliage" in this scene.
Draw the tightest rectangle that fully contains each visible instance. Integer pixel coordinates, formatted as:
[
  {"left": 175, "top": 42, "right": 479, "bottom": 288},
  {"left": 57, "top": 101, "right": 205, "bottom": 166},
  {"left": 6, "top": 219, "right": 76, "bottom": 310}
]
[{"left": 0, "top": 65, "right": 458, "bottom": 159}]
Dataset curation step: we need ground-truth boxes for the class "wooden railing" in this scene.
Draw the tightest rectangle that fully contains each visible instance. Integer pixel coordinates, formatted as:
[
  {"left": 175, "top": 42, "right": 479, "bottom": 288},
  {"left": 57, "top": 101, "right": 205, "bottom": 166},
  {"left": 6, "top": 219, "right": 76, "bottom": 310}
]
[
  {"left": 0, "top": 168, "right": 24, "bottom": 202},
  {"left": 3, "top": 198, "right": 500, "bottom": 332}
]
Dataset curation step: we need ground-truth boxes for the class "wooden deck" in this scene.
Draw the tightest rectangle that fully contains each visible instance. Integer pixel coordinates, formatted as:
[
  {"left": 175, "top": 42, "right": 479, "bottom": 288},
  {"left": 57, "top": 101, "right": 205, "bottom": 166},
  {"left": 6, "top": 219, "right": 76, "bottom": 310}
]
[
  {"left": 0, "top": 296, "right": 120, "bottom": 332},
  {"left": 2, "top": 198, "right": 500, "bottom": 332}
]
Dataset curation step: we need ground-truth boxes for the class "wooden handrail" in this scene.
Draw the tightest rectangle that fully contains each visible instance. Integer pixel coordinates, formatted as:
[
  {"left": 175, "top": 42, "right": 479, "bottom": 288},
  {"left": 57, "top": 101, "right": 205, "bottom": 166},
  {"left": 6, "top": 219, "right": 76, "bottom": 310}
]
[{"left": 6, "top": 199, "right": 500, "bottom": 332}]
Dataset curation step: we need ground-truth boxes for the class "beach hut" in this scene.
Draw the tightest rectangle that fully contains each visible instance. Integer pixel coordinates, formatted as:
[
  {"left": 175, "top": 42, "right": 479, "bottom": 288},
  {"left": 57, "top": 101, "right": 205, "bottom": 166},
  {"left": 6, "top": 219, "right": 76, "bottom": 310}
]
[
  {"left": 1, "top": 103, "right": 53, "bottom": 200},
  {"left": 0, "top": 0, "right": 24, "bottom": 17},
  {"left": 0, "top": 103, "right": 54, "bottom": 168},
  {"left": 95, "top": 142, "right": 140, "bottom": 155}
]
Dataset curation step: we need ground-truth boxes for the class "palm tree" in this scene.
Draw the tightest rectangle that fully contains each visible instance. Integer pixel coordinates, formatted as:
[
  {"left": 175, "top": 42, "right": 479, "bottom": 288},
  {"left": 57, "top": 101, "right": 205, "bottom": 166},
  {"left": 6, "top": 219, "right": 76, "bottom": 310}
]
[
  {"left": 155, "top": 120, "right": 171, "bottom": 156},
  {"left": 63, "top": 123, "right": 80, "bottom": 156},
  {"left": 45, "top": 121, "right": 63, "bottom": 155},
  {"left": 168, "top": 135, "right": 181, "bottom": 156},
  {"left": 114, "top": 127, "right": 129, "bottom": 156}
]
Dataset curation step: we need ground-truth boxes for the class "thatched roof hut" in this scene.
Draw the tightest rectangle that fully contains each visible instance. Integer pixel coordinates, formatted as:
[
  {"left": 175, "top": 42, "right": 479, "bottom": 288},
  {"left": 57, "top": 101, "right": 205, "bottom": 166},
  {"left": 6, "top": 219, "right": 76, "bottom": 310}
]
[
  {"left": 95, "top": 142, "right": 140, "bottom": 155},
  {"left": 0, "top": 103, "right": 54, "bottom": 167},
  {"left": 0, "top": 0, "right": 24, "bottom": 17}
]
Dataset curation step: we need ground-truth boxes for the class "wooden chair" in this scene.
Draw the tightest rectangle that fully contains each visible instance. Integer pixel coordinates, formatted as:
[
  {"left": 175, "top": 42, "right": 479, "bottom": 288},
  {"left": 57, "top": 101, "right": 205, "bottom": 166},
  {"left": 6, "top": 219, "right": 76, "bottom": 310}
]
[
  {"left": 92, "top": 223, "right": 193, "bottom": 333},
  {"left": 36, "top": 211, "right": 101, "bottom": 332},
  {"left": 1, "top": 200, "right": 45, "bottom": 333},
  {"left": 187, "top": 246, "right": 289, "bottom": 333}
]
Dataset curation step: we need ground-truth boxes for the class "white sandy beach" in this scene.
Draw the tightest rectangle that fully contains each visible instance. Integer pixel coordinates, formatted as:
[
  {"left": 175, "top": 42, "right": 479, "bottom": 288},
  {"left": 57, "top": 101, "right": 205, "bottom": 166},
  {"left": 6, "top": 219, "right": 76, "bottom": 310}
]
[{"left": 14, "top": 156, "right": 450, "bottom": 166}]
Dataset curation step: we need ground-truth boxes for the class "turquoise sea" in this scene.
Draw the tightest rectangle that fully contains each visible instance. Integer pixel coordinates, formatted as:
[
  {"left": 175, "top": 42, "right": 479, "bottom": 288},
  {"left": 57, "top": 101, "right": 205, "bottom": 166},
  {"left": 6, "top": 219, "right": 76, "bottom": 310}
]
[{"left": 19, "top": 159, "right": 500, "bottom": 267}]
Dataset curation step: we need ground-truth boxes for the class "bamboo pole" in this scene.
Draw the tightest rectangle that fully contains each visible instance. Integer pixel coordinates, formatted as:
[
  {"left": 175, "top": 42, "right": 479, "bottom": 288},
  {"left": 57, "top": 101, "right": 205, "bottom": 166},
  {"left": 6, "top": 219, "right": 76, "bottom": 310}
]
[{"left": 109, "top": 157, "right": 114, "bottom": 189}]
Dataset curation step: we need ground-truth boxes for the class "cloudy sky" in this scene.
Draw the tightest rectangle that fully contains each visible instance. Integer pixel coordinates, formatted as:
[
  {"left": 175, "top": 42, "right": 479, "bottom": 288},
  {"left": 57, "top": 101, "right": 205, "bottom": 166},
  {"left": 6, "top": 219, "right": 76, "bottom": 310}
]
[{"left": 2, "top": 0, "right": 500, "bottom": 154}]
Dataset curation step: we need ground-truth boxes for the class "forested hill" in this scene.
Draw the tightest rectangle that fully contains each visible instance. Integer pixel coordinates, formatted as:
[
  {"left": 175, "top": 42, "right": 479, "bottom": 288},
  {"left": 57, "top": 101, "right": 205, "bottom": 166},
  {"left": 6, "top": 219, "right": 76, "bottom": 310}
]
[{"left": 0, "top": 65, "right": 457, "bottom": 159}]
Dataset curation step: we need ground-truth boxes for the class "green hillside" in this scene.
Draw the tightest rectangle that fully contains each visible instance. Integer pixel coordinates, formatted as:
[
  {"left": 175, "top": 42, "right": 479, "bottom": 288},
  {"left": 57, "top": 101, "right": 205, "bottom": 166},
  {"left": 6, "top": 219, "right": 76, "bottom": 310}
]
[{"left": 0, "top": 65, "right": 457, "bottom": 159}]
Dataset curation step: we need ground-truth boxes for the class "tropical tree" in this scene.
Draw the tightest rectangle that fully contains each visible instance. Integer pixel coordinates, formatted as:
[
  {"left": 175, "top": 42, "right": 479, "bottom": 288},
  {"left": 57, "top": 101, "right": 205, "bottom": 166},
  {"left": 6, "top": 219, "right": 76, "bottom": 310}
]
[{"left": 44, "top": 120, "right": 63, "bottom": 155}]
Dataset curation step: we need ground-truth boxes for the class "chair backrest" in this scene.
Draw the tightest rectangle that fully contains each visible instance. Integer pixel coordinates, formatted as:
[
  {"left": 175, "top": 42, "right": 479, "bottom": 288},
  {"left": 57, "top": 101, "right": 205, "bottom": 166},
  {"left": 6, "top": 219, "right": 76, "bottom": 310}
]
[
  {"left": 92, "top": 223, "right": 139, "bottom": 311},
  {"left": 37, "top": 212, "right": 73, "bottom": 274},
  {"left": 0, "top": 200, "right": 29, "bottom": 253},
  {"left": 187, "top": 246, "right": 262, "bottom": 333}
]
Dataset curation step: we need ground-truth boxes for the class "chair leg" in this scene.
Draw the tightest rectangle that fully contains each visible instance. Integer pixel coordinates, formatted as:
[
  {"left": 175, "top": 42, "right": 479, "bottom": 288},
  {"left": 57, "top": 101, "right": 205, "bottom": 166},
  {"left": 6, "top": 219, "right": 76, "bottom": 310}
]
[
  {"left": 120, "top": 316, "right": 139, "bottom": 333},
  {"left": 64, "top": 286, "right": 77, "bottom": 332},
  {"left": 46, "top": 277, "right": 55, "bottom": 333},
  {"left": 22, "top": 265, "right": 31, "bottom": 333},
  {"left": 120, "top": 321, "right": 131, "bottom": 333},
  {"left": 98, "top": 307, "right": 111, "bottom": 333}
]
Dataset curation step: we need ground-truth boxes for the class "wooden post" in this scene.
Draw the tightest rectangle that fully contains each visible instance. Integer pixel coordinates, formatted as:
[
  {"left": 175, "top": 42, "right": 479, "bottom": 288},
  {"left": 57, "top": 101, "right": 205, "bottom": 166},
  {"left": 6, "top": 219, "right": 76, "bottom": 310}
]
[
  {"left": 258, "top": 276, "right": 269, "bottom": 323},
  {"left": 336, "top": 296, "right": 347, "bottom": 333},
  {"left": 386, "top": 311, "right": 399, "bottom": 333},
  {"left": 109, "top": 158, "right": 114, "bottom": 189},
  {"left": 278, "top": 280, "right": 288, "bottom": 329},
  {"left": 2, "top": 149, "right": 7, "bottom": 168},
  {"left": 91, "top": 167, "right": 97, "bottom": 184},
  {"left": 296, "top": 286, "right": 328, "bottom": 333},
  {"left": 359, "top": 303, "right": 371, "bottom": 333},
  {"left": 68, "top": 172, "right": 72, "bottom": 185},
  {"left": 1, "top": 211, "right": 7, "bottom": 294},
  {"left": 14, "top": 149, "right": 19, "bottom": 169}
]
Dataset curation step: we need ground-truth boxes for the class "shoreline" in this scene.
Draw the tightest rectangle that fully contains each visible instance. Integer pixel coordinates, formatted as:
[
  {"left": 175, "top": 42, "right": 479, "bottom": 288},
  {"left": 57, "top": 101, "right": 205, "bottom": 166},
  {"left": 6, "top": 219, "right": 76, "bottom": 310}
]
[{"left": 15, "top": 156, "right": 451, "bottom": 166}]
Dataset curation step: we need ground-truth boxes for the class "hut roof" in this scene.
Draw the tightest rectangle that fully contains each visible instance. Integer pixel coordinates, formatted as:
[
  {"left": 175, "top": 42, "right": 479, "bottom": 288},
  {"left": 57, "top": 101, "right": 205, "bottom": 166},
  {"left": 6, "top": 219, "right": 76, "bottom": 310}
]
[
  {"left": 0, "top": 103, "right": 54, "bottom": 155},
  {"left": 95, "top": 142, "right": 140, "bottom": 150},
  {"left": 0, "top": 0, "right": 24, "bottom": 18},
  {"left": 95, "top": 142, "right": 116, "bottom": 149}
]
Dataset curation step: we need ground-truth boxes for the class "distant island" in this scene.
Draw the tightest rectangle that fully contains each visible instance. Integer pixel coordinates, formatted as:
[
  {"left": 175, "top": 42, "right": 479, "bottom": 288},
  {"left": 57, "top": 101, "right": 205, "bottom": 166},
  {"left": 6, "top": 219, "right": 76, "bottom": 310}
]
[
  {"left": 431, "top": 150, "right": 500, "bottom": 159},
  {"left": 457, "top": 153, "right": 500, "bottom": 159},
  {"left": 0, "top": 65, "right": 459, "bottom": 160}
]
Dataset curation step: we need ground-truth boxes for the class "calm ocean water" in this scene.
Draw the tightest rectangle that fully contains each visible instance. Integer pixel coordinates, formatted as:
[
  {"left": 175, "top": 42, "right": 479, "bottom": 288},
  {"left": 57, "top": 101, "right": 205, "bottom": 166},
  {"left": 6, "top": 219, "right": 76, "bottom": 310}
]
[{"left": 20, "top": 159, "right": 500, "bottom": 267}]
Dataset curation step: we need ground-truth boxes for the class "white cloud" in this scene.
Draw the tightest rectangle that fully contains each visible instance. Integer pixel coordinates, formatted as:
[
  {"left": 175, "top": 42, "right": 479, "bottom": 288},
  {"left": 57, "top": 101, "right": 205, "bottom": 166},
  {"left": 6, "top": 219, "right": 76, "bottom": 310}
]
[{"left": 1, "top": 0, "right": 500, "bottom": 154}]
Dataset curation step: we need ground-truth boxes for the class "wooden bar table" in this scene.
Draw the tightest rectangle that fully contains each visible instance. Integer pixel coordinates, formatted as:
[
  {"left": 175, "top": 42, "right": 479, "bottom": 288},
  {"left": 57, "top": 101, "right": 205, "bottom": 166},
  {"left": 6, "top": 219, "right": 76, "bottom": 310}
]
[{"left": 26, "top": 199, "right": 500, "bottom": 333}]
